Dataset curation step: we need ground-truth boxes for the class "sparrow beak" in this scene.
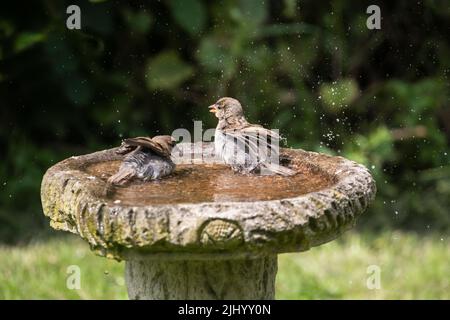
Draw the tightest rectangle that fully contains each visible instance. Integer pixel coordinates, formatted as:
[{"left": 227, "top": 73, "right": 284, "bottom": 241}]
[{"left": 208, "top": 104, "right": 218, "bottom": 113}]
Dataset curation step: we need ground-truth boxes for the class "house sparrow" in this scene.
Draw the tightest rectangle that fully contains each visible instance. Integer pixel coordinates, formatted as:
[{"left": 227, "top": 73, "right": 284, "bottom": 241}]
[
  {"left": 208, "top": 97, "right": 296, "bottom": 176},
  {"left": 107, "top": 135, "right": 177, "bottom": 186}
]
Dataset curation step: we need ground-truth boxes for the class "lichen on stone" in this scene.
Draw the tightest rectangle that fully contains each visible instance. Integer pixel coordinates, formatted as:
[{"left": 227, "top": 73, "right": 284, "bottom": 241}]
[{"left": 40, "top": 143, "right": 376, "bottom": 260}]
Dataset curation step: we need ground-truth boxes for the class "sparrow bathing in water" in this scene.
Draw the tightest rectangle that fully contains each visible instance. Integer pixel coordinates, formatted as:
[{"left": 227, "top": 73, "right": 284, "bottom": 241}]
[
  {"left": 107, "top": 135, "right": 177, "bottom": 186},
  {"left": 209, "top": 97, "right": 296, "bottom": 176}
]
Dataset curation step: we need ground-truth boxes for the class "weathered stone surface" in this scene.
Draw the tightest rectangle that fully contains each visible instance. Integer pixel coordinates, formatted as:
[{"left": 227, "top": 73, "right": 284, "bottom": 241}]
[
  {"left": 41, "top": 142, "right": 376, "bottom": 260},
  {"left": 125, "top": 255, "right": 277, "bottom": 300},
  {"left": 199, "top": 219, "right": 244, "bottom": 248}
]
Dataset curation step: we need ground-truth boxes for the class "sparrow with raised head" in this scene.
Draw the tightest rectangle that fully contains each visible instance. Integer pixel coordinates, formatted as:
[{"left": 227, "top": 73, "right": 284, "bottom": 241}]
[
  {"left": 107, "top": 135, "right": 177, "bottom": 186},
  {"left": 208, "top": 97, "right": 296, "bottom": 176}
]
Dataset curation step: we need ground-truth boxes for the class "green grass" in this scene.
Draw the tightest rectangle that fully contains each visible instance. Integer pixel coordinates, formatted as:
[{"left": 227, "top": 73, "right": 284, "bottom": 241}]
[
  {"left": 277, "top": 231, "right": 449, "bottom": 299},
  {"left": 0, "top": 231, "right": 448, "bottom": 299},
  {"left": 0, "top": 236, "right": 127, "bottom": 299}
]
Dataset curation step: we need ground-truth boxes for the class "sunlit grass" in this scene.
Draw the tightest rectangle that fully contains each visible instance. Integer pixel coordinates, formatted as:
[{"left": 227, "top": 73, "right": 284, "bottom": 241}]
[
  {"left": 0, "top": 231, "right": 448, "bottom": 299},
  {"left": 0, "top": 235, "right": 126, "bottom": 300},
  {"left": 277, "top": 231, "right": 449, "bottom": 299}
]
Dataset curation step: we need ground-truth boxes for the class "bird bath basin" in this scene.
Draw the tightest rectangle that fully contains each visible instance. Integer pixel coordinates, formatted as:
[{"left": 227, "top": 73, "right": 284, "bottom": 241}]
[{"left": 41, "top": 142, "right": 376, "bottom": 299}]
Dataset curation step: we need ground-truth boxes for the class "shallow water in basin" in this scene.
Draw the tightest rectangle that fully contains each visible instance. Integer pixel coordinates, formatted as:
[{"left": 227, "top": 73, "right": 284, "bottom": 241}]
[{"left": 84, "top": 161, "right": 335, "bottom": 205}]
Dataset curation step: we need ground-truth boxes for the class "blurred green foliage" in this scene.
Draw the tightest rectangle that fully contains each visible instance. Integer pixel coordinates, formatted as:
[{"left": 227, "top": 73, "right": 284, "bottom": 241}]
[{"left": 0, "top": 0, "right": 449, "bottom": 243}]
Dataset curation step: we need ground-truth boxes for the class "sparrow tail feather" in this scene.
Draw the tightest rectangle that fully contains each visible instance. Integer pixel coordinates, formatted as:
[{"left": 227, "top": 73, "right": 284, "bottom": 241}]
[
  {"left": 261, "top": 163, "right": 297, "bottom": 176},
  {"left": 107, "top": 167, "right": 136, "bottom": 186}
]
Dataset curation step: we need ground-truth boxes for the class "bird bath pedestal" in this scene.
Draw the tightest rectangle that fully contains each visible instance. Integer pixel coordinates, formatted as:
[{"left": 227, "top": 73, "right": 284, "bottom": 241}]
[{"left": 41, "top": 143, "right": 376, "bottom": 300}]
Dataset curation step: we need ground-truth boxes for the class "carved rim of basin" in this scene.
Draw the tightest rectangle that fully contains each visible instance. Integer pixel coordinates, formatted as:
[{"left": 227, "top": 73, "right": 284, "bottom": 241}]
[{"left": 41, "top": 142, "right": 376, "bottom": 261}]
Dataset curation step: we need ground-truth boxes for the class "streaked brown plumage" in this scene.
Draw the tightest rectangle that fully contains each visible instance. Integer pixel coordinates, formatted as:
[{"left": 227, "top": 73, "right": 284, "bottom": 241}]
[
  {"left": 108, "top": 135, "right": 177, "bottom": 186},
  {"left": 208, "top": 97, "right": 296, "bottom": 176}
]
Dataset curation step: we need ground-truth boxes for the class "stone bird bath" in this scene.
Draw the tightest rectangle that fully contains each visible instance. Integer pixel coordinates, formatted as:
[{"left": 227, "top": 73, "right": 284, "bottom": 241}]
[{"left": 41, "top": 142, "right": 376, "bottom": 299}]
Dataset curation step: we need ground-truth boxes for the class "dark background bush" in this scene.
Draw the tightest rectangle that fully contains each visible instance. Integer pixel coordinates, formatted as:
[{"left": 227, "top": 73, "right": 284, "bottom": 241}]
[{"left": 0, "top": 0, "right": 449, "bottom": 243}]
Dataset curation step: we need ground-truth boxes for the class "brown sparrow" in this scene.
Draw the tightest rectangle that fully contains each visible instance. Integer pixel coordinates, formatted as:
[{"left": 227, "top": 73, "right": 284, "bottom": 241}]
[
  {"left": 208, "top": 97, "right": 296, "bottom": 176},
  {"left": 107, "top": 135, "right": 177, "bottom": 185}
]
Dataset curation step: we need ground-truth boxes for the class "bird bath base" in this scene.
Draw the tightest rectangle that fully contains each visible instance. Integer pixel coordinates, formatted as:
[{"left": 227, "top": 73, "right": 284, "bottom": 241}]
[
  {"left": 41, "top": 142, "right": 376, "bottom": 300},
  {"left": 126, "top": 255, "right": 277, "bottom": 300}
]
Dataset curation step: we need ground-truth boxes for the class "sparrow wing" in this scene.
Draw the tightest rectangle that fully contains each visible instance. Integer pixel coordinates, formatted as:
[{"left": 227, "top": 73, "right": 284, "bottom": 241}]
[
  {"left": 115, "top": 141, "right": 137, "bottom": 155},
  {"left": 221, "top": 124, "right": 281, "bottom": 164},
  {"left": 123, "top": 137, "right": 170, "bottom": 158},
  {"left": 232, "top": 124, "right": 281, "bottom": 140}
]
